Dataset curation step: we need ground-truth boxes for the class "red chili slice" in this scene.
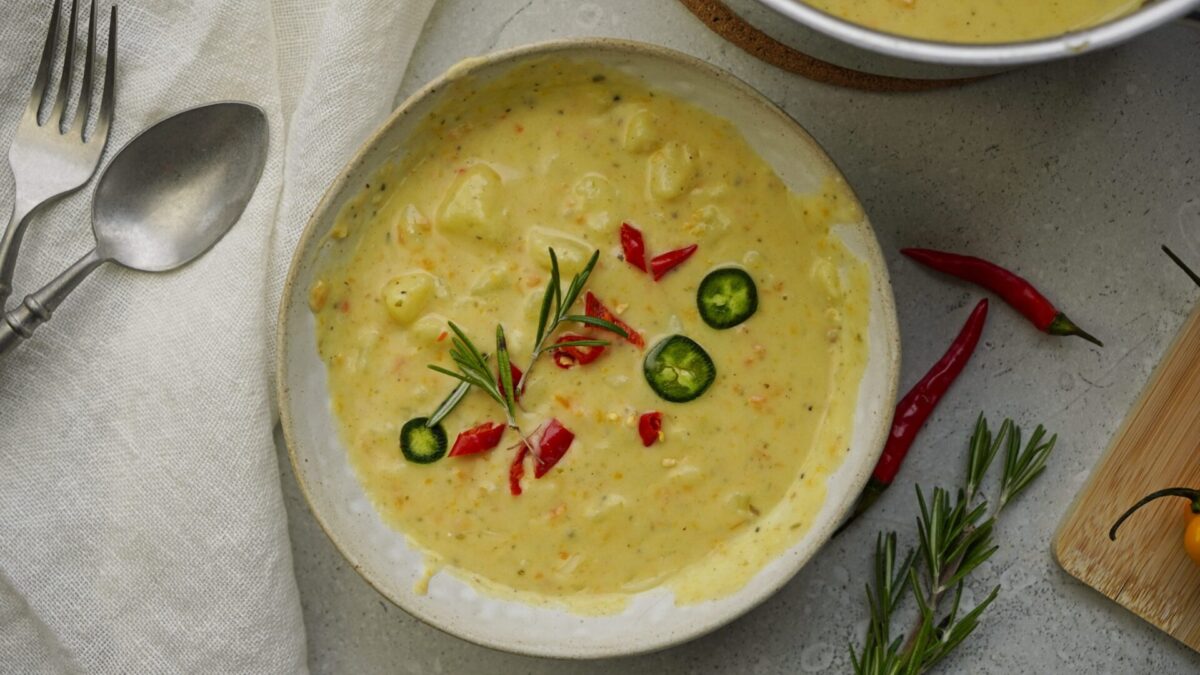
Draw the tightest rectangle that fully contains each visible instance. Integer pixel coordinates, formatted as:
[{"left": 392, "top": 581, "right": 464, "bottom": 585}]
[
  {"left": 552, "top": 333, "right": 606, "bottom": 369},
  {"left": 509, "top": 444, "right": 529, "bottom": 496},
  {"left": 638, "top": 412, "right": 663, "bottom": 447},
  {"left": 553, "top": 350, "right": 577, "bottom": 370},
  {"left": 620, "top": 222, "right": 647, "bottom": 272},
  {"left": 650, "top": 244, "right": 698, "bottom": 281},
  {"left": 449, "top": 422, "right": 507, "bottom": 457},
  {"left": 584, "top": 291, "right": 644, "bottom": 348},
  {"left": 534, "top": 418, "right": 575, "bottom": 478},
  {"left": 497, "top": 363, "right": 525, "bottom": 401}
]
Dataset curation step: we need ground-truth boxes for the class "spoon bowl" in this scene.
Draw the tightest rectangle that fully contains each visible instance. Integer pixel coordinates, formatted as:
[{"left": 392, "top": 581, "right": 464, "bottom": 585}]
[
  {"left": 94, "top": 102, "right": 268, "bottom": 271},
  {"left": 0, "top": 101, "right": 269, "bottom": 356}
]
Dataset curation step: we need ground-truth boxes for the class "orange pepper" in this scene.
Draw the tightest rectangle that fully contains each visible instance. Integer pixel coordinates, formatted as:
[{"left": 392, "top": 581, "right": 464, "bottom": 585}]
[{"left": 1109, "top": 487, "right": 1200, "bottom": 564}]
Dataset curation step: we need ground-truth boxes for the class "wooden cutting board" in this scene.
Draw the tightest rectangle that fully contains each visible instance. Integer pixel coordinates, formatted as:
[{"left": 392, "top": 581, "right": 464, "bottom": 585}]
[{"left": 1055, "top": 303, "right": 1200, "bottom": 651}]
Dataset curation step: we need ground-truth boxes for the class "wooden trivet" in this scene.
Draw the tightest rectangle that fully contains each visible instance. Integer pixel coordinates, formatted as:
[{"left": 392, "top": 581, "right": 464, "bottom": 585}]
[{"left": 676, "top": 0, "right": 985, "bottom": 92}]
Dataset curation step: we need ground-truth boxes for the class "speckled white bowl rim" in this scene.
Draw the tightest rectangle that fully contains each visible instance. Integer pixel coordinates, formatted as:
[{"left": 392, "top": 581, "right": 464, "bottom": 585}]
[{"left": 276, "top": 38, "right": 900, "bottom": 659}]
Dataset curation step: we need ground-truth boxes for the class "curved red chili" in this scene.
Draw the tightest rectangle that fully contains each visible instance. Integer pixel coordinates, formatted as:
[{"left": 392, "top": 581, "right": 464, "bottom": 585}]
[
  {"left": 875, "top": 298, "right": 988, "bottom": 485},
  {"left": 585, "top": 291, "right": 644, "bottom": 348},
  {"left": 552, "top": 333, "right": 606, "bottom": 369},
  {"left": 841, "top": 299, "right": 989, "bottom": 529},
  {"left": 448, "top": 421, "right": 506, "bottom": 457},
  {"left": 620, "top": 222, "right": 647, "bottom": 272},
  {"left": 902, "top": 247, "right": 1101, "bottom": 347},
  {"left": 638, "top": 412, "right": 663, "bottom": 447},
  {"left": 534, "top": 418, "right": 575, "bottom": 478},
  {"left": 650, "top": 244, "right": 698, "bottom": 281}
]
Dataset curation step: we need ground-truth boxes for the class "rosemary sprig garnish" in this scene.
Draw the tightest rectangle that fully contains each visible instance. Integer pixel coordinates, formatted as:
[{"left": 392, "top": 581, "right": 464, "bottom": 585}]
[
  {"left": 850, "top": 414, "right": 1056, "bottom": 675},
  {"left": 427, "top": 247, "right": 625, "bottom": 426},
  {"left": 531, "top": 249, "right": 626, "bottom": 354},
  {"left": 519, "top": 248, "right": 625, "bottom": 391},
  {"left": 428, "top": 322, "right": 518, "bottom": 427}
]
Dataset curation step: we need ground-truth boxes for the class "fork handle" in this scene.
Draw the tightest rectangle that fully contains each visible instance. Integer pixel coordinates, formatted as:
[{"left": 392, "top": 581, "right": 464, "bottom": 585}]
[
  {"left": 0, "top": 197, "right": 41, "bottom": 310},
  {"left": 0, "top": 248, "right": 105, "bottom": 358}
]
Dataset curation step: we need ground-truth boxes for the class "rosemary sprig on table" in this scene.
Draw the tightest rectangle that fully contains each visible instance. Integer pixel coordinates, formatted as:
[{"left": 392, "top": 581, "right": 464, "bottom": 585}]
[
  {"left": 426, "top": 248, "right": 626, "bottom": 426},
  {"left": 850, "top": 414, "right": 1056, "bottom": 675}
]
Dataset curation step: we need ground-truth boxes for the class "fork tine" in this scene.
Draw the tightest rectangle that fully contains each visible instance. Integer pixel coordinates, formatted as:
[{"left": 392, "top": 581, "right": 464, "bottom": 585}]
[
  {"left": 52, "top": 0, "right": 79, "bottom": 131},
  {"left": 76, "top": 0, "right": 96, "bottom": 137},
  {"left": 91, "top": 5, "right": 116, "bottom": 146},
  {"left": 27, "top": 0, "right": 62, "bottom": 123}
]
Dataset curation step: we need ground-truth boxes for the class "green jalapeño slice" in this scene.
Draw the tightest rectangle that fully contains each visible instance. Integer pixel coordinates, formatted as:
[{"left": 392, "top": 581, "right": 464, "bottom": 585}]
[
  {"left": 643, "top": 335, "right": 716, "bottom": 403},
  {"left": 697, "top": 267, "right": 758, "bottom": 329},
  {"left": 400, "top": 417, "right": 448, "bottom": 464}
]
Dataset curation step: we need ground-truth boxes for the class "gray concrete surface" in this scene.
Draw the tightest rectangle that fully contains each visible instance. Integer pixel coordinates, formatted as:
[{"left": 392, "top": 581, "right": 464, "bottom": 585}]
[{"left": 279, "top": 1, "right": 1200, "bottom": 672}]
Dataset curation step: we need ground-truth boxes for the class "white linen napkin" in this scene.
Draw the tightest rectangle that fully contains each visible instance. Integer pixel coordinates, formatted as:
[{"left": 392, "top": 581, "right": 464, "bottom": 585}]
[{"left": 0, "top": 0, "right": 436, "bottom": 671}]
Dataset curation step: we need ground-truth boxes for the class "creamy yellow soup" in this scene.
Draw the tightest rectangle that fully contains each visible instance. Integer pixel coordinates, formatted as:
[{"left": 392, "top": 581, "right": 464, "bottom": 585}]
[
  {"left": 804, "top": 0, "right": 1140, "bottom": 43},
  {"left": 309, "top": 59, "right": 870, "bottom": 612}
]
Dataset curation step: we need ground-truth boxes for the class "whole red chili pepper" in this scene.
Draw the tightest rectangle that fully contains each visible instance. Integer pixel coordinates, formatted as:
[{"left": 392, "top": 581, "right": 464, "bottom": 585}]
[
  {"left": 650, "top": 244, "right": 698, "bottom": 281},
  {"left": 902, "top": 247, "right": 1101, "bottom": 347},
  {"left": 620, "top": 222, "right": 647, "bottom": 272},
  {"left": 534, "top": 418, "right": 575, "bottom": 478},
  {"left": 638, "top": 412, "right": 663, "bottom": 447},
  {"left": 509, "top": 444, "right": 529, "bottom": 496},
  {"left": 552, "top": 333, "right": 606, "bottom": 369},
  {"left": 449, "top": 421, "right": 506, "bottom": 457},
  {"left": 585, "top": 292, "right": 644, "bottom": 348},
  {"left": 842, "top": 298, "right": 989, "bottom": 529}
]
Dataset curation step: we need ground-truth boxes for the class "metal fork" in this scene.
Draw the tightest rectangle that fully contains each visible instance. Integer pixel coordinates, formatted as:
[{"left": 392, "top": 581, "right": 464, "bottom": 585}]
[{"left": 0, "top": 0, "right": 116, "bottom": 308}]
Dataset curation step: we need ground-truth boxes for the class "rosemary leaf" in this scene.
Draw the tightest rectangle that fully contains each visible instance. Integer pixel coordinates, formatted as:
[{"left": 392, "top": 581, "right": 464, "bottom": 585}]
[
  {"left": 536, "top": 339, "right": 610, "bottom": 354},
  {"left": 999, "top": 425, "right": 1056, "bottom": 509},
  {"left": 427, "top": 364, "right": 473, "bottom": 385},
  {"left": 563, "top": 314, "right": 628, "bottom": 337},
  {"left": 849, "top": 645, "right": 864, "bottom": 674},
  {"left": 496, "top": 324, "right": 517, "bottom": 422},
  {"left": 549, "top": 249, "right": 562, "bottom": 319},
  {"left": 944, "top": 582, "right": 964, "bottom": 629},
  {"left": 535, "top": 268, "right": 556, "bottom": 348},
  {"left": 561, "top": 250, "right": 600, "bottom": 312},
  {"left": 426, "top": 380, "right": 471, "bottom": 427},
  {"left": 936, "top": 585, "right": 999, "bottom": 659}
]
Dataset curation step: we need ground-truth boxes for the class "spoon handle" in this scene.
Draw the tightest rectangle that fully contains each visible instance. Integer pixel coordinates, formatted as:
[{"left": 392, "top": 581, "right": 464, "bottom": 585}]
[{"left": 0, "top": 249, "right": 106, "bottom": 357}]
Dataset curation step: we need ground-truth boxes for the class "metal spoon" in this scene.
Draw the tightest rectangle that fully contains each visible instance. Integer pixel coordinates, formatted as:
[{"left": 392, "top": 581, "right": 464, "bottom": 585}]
[{"left": 0, "top": 102, "right": 269, "bottom": 356}]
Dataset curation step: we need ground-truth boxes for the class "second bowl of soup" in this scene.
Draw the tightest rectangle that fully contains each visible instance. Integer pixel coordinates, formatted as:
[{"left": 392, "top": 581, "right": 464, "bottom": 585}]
[{"left": 745, "top": 0, "right": 1199, "bottom": 76}]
